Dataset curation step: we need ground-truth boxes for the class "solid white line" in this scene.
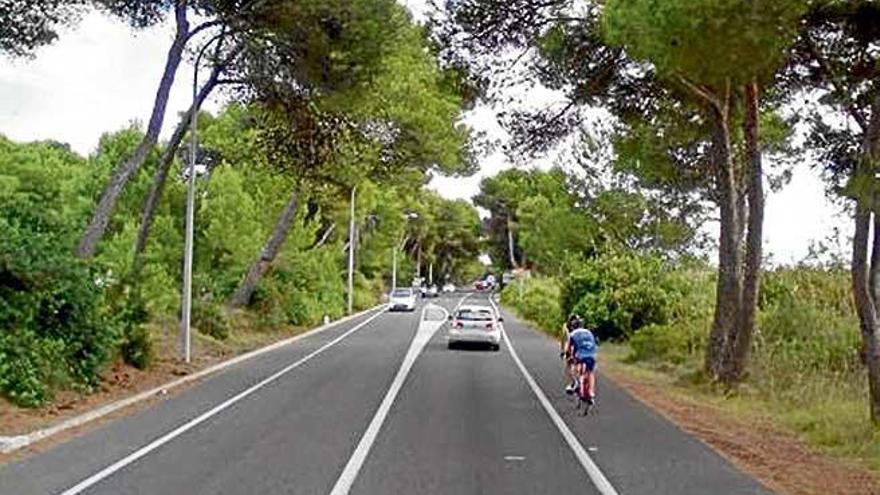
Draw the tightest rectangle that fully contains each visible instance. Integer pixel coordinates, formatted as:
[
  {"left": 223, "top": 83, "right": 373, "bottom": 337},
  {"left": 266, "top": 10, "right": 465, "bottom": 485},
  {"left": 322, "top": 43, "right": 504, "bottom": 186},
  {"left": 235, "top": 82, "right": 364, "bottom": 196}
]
[
  {"left": 489, "top": 298, "right": 620, "bottom": 495},
  {"left": 58, "top": 309, "right": 388, "bottom": 495},
  {"left": 1, "top": 304, "right": 386, "bottom": 455},
  {"left": 328, "top": 295, "right": 466, "bottom": 495}
]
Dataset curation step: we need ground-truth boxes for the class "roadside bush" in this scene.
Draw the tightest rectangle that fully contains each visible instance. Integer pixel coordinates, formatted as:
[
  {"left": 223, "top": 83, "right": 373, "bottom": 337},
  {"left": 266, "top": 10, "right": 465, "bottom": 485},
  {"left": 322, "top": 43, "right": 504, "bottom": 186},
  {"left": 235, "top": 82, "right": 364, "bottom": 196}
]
[
  {"left": 0, "top": 221, "right": 118, "bottom": 405},
  {"left": 562, "top": 253, "right": 674, "bottom": 340},
  {"left": 753, "top": 268, "right": 861, "bottom": 401},
  {"left": 120, "top": 324, "right": 154, "bottom": 370},
  {"left": 114, "top": 289, "right": 153, "bottom": 369},
  {"left": 501, "top": 276, "right": 563, "bottom": 335},
  {"left": 0, "top": 330, "right": 66, "bottom": 407},
  {"left": 250, "top": 247, "right": 347, "bottom": 328},
  {"left": 192, "top": 301, "right": 230, "bottom": 340},
  {"left": 628, "top": 270, "right": 714, "bottom": 364},
  {"left": 353, "top": 273, "right": 384, "bottom": 311}
]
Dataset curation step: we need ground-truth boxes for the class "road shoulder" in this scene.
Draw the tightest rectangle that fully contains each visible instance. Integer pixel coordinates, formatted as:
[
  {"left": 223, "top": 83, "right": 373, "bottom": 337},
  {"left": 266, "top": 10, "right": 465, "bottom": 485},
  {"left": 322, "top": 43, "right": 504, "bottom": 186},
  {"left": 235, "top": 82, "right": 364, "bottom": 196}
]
[
  {"left": 599, "top": 346, "right": 880, "bottom": 495},
  {"left": 0, "top": 306, "right": 384, "bottom": 461}
]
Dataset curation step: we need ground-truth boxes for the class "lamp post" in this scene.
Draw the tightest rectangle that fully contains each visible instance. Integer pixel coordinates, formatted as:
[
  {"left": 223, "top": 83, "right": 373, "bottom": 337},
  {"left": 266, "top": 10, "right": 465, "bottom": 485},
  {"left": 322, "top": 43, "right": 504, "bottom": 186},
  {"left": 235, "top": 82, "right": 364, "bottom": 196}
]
[
  {"left": 180, "top": 34, "right": 224, "bottom": 363},
  {"left": 346, "top": 186, "right": 357, "bottom": 315},
  {"left": 392, "top": 212, "right": 419, "bottom": 292}
]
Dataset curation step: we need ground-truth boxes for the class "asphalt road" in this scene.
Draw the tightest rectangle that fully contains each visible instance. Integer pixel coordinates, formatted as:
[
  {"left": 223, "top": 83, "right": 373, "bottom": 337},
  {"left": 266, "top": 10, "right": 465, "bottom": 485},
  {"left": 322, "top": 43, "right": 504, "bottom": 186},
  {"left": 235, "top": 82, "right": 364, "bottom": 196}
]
[{"left": 0, "top": 292, "right": 773, "bottom": 495}]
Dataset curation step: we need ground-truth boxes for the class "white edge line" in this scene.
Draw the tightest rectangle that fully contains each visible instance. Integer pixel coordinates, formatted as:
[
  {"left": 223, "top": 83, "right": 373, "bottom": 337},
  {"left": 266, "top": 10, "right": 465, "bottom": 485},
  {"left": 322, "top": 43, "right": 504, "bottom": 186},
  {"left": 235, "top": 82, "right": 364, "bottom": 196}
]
[
  {"left": 328, "top": 294, "right": 465, "bottom": 495},
  {"left": 489, "top": 298, "right": 620, "bottom": 495},
  {"left": 0, "top": 305, "right": 387, "bottom": 455},
  {"left": 56, "top": 308, "right": 388, "bottom": 495}
]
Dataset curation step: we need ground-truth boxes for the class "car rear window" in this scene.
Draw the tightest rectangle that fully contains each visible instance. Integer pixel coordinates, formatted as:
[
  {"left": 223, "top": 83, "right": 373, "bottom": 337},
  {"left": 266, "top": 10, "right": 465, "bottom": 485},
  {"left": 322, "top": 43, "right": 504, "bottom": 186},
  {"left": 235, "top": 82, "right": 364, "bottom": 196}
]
[
  {"left": 392, "top": 289, "right": 412, "bottom": 297},
  {"left": 456, "top": 309, "right": 493, "bottom": 321}
]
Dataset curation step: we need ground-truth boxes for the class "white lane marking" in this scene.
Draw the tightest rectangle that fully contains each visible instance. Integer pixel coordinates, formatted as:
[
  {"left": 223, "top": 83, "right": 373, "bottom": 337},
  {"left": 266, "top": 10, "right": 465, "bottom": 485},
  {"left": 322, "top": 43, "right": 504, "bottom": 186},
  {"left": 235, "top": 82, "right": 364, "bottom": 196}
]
[
  {"left": 1, "top": 305, "right": 386, "bottom": 455},
  {"left": 504, "top": 455, "right": 526, "bottom": 461},
  {"left": 58, "top": 309, "right": 388, "bottom": 495},
  {"left": 329, "top": 295, "right": 467, "bottom": 495},
  {"left": 489, "top": 298, "right": 620, "bottom": 495}
]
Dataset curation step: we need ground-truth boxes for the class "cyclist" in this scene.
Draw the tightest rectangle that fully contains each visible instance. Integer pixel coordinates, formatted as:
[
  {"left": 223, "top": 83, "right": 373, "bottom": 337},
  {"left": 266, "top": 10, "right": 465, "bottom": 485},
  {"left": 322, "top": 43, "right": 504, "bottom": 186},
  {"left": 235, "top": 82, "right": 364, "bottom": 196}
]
[
  {"left": 567, "top": 321, "right": 599, "bottom": 405},
  {"left": 561, "top": 314, "right": 581, "bottom": 394}
]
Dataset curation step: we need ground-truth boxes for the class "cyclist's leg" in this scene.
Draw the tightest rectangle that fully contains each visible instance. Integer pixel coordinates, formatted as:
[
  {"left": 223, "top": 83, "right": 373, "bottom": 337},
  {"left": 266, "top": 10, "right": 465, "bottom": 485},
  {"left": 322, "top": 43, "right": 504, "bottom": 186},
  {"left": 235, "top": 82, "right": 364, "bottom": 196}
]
[
  {"left": 585, "top": 357, "right": 597, "bottom": 400},
  {"left": 577, "top": 362, "right": 589, "bottom": 399}
]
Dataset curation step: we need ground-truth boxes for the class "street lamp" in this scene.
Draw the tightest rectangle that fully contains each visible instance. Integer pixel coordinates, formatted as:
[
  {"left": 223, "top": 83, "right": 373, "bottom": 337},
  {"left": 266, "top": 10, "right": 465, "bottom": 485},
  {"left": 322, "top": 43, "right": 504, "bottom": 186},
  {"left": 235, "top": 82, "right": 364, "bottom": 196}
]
[
  {"left": 346, "top": 186, "right": 357, "bottom": 315},
  {"left": 392, "top": 212, "right": 419, "bottom": 292},
  {"left": 180, "top": 33, "right": 225, "bottom": 363}
]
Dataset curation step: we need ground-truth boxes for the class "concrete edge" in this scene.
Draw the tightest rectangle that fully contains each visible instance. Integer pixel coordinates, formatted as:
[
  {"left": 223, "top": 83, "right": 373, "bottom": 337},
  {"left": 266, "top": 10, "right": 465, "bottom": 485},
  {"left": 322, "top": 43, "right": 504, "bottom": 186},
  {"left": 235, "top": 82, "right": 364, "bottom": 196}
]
[{"left": 0, "top": 304, "right": 387, "bottom": 454}]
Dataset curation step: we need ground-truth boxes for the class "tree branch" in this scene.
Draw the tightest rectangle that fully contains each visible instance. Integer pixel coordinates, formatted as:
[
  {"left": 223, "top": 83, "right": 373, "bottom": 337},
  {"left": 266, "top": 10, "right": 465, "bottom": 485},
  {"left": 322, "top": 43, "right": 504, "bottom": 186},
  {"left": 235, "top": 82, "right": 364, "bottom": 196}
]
[
  {"left": 676, "top": 74, "right": 723, "bottom": 114},
  {"left": 803, "top": 32, "right": 868, "bottom": 132}
]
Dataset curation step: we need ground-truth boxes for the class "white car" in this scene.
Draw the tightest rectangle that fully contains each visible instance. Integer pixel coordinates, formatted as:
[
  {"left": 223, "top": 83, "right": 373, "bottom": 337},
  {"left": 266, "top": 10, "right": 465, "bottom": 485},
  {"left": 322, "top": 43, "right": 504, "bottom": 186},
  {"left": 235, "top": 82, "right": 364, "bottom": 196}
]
[
  {"left": 389, "top": 288, "right": 417, "bottom": 312},
  {"left": 442, "top": 283, "right": 455, "bottom": 293},
  {"left": 447, "top": 304, "right": 502, "bottom": 351}
]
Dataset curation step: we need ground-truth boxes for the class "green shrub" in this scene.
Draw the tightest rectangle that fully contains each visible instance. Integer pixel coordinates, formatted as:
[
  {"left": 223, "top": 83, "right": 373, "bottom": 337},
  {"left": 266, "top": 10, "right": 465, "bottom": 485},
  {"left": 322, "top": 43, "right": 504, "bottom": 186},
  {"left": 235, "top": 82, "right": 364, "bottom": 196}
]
[
  {"left": 120, "top": 324, "right": 154, "bottom": 370},
  {"left": 628, "top": 269, "right": 714, "bottom": 363},
  {"left": 501, "top": 277, "right": 564, "bottom": 335},
  {"left": 115, "top": 289, "right": 153, "bottom": 369},
  {"left": 751, "top": 267, "right": 861, "bottom": 404},
  {"left": 0, "top": 222, "right": 118, "bottom": 406},
  {"left": 562, "top": 252, "right": 676, "bottom": 340},
  {"left": 192, "top": 301, "right": 230, "bottom": 340},
  {"left": 0, "top": 330, "right": 66, "bottom": 407},
  {"left": 0, "top": 137, "right": 120, "bottom": 405}
]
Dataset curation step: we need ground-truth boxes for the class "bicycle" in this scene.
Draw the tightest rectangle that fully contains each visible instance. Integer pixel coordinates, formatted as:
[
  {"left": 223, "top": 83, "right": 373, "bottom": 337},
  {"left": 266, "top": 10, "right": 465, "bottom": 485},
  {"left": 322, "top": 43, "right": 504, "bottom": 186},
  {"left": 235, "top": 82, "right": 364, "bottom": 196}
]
[{"left": 573, "top": 362, "right": 596, "bottom": 416}]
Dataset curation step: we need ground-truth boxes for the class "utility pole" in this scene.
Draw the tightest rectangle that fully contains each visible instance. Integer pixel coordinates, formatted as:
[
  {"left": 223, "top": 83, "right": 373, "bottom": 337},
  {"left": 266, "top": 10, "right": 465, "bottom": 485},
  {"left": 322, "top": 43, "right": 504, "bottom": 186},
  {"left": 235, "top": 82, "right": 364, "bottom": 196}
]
[
  {"left": 181, "top": 38, "right": 218, "bottom": 363},
  {"left": 391, "top": 247, "right": 397, "bottom": 293},
  {"left": 346, "top": 186, "right": 356, "bottom": 315},
  {"left": 429, "top": 261, "right": 433, "bottom": 286}
]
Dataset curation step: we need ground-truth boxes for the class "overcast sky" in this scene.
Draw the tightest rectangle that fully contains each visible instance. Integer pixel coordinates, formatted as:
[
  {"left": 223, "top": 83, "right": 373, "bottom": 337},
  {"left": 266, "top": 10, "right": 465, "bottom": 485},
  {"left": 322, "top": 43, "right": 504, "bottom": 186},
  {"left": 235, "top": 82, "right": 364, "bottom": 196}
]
[{"left": 0, "top": 6, "right": 850, "bottom": 265}]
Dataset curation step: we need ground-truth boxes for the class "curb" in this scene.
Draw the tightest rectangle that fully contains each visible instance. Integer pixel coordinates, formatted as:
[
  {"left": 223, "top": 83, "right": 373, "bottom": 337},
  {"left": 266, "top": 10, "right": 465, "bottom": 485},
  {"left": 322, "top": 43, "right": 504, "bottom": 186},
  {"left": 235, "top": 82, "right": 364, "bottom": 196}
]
[{"left": 0, "top": 305, "right": 387, "bottom": 454}]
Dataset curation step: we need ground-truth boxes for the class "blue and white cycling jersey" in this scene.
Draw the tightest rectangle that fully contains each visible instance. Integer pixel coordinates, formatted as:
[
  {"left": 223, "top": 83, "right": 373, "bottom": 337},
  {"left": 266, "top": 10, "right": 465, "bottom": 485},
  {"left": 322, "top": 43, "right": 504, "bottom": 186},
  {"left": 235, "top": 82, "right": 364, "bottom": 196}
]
[{"left": 568, "top": 328, "right": 598, "bottom": 361}]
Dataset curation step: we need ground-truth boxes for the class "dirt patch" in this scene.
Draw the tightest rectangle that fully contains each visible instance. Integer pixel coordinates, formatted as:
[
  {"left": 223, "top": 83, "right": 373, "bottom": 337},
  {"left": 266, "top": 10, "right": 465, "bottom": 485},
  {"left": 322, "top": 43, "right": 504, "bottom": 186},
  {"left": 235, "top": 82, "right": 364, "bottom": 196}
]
[{"left": 601, "top": 360, "right": 880, "bottom": 495}]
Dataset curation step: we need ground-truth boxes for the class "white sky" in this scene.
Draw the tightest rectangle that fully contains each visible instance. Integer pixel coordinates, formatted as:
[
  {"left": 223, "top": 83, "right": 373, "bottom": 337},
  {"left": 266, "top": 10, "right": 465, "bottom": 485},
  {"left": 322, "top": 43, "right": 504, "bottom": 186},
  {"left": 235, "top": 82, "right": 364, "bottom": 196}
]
[{"left": 0, "top": 7, "right": 851, "bottom": 265}]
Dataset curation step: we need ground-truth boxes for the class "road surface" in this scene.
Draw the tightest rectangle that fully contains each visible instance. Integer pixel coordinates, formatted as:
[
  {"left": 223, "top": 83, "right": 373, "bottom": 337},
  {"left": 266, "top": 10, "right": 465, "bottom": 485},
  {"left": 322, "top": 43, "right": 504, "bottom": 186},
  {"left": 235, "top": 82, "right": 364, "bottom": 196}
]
[{"left": 0, "top": 292, "right": 772, "bottom": 494}]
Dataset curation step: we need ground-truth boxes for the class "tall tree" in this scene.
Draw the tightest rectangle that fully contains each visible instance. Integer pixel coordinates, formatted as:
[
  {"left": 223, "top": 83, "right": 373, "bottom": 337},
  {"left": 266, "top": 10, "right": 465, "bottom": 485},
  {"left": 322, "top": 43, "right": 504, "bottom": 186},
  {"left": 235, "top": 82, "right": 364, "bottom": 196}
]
[
  {"left": 436, "top": 0, "right": 801, "bottom": 383},
  {"left": 779, "top": 0, "right": 880, "bottom": 422},
  {"left": 76, "top": 0, "right": 193, "bottom": 257},
  {"left": 228, "top": 6, "right": 475, "bottom": 308}
]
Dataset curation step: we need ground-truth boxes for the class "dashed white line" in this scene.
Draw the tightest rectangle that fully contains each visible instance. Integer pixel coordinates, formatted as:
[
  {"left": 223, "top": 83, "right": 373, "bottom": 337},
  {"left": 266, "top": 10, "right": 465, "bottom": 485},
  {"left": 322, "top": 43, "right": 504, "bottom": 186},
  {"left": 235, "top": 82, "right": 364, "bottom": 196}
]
[{"left": 328, "top": 295, "right": 466, "bottom": 495}]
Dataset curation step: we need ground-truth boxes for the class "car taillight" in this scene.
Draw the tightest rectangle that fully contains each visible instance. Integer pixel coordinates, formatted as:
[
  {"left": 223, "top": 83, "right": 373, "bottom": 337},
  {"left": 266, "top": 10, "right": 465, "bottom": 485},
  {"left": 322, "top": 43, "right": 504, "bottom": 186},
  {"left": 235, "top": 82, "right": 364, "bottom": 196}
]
[
  {"left": 485, "top": 323, "right": 494, "bottom": 330},
  {"left": 453, "top": 321, "right": 463, "bottom": 329}
]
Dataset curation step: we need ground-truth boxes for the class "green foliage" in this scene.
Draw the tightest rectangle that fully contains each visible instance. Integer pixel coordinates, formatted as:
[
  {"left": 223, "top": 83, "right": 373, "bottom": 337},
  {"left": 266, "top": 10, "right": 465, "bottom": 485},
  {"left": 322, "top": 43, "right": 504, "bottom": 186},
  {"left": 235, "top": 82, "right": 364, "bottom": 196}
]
[
  {"left": 501, "top": 277, "right": 564, "bottom": 336},
  {"left": 0, "top": 329, "right": 66, "bottom": 407},
  {"left": 628, "top": 270, "right": 715, "bottom": 364},
  {"left": 562, "top": 253, "right": 676, "bottom": 340},
  {"left": 192, "top": 301, "right": 230, "bottom": 341},
  {"left": 197, "top": 165, "right": 265, "bottom": 296},
  {"left": 602, "top": 0, "right": 805, "bottom": 86},
  {"left": 115, "top": 288, "right": 153, "bottom": 369},
  {"left": 0, "top": 0, "right": 483, "bottom": 408},
  {"left": 0, "top": 137, "right": 120, "bottom": 406},
  {"left": 754, "top": 268, "right": 861, "bottom": 390}
]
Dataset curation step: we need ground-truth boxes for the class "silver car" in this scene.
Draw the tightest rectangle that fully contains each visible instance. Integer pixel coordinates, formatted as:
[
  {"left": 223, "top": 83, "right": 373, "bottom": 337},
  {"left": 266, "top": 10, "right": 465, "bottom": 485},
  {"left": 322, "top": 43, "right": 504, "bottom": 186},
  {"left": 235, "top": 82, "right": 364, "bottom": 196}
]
[
  {"left": 389, "top": 288, "right": 417, "bottom": 312},
  {"left": 447, "top": 304, "right": 502, "bottom": 351}
]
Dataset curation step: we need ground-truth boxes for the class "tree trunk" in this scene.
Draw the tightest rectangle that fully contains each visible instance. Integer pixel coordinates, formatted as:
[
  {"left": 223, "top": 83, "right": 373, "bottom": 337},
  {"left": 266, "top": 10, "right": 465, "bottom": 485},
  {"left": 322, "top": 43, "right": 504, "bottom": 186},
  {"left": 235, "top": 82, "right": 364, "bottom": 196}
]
[
  {"left": 721, "top": 81, "right": 764, "bottom": 383},
  {"left": 77, "top": 0, "right": 190, "bottom": 258},
  {"left": 132, "top": 74, "right": 224, "bottom": 274},
  {"left": 852, "top": 200, "right": 880, "bottom": 423},
  {"left": 705, "top": 98, "right": 742, "bottom": 379},
  {"left": 852, "top": 93, "right": 880, "bottom": 423},
  {"left": 228, "top": 188, "right": 302, "bottom": 308},
  {"left": 506, "top": 217, "right": 518, "bottom": 269}
]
